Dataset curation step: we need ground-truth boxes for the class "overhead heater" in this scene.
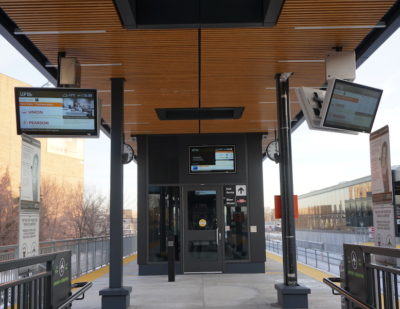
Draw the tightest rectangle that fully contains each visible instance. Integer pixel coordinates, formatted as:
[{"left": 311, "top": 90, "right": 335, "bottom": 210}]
[{"left": 113, "top": 0, "right": 286, "bottom": 29}]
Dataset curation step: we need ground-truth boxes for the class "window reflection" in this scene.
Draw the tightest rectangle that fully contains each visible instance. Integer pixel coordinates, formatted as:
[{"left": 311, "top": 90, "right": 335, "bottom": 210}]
[
  {"left": 224, "top": 206, "right": 249, "bottom": 260},
  {"left": 298, "top": 180, "right": 373, "bottom": 231},
  {"left": 148, "top": 186, "right": 180, "bottom": 262}
]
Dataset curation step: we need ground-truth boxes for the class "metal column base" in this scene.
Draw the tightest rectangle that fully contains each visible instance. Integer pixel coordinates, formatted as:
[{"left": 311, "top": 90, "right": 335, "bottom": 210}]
[
  {"left": 275, "top": 283, "right": 311, "bottom": 308},
  {"left": 99, "top": 286, "right": 132, "bottom": 308}
]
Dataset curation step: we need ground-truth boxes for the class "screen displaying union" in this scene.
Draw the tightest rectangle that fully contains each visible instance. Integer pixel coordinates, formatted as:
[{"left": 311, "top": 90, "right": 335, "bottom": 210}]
[
  {"left": 189, "top": 145, "right": 236, "bottom": 174},
  {"left": 15, "top": 87, "right": 98, "bottom": 137},
  {"left": 321, "top": 79, "right": 383, "bottom": 133}
]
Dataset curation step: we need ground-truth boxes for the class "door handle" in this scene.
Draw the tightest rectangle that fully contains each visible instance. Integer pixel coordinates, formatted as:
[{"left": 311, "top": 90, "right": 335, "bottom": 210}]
[{"left": 216, "top": 227, "right": 219, "bottom": 246}]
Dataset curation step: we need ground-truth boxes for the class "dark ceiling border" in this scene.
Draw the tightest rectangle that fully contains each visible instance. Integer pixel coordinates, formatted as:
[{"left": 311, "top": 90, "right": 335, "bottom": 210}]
[
  {"left": 356, "top": 0, "right": 400, "bottom": 67},
  {"left": 0, "top": 8, "right": 57, "bottom": 85}
]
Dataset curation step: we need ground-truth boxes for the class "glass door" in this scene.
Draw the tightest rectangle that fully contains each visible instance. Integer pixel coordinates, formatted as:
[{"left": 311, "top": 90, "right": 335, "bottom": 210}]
[{"left": 183, "top": 187, "right": 223, "bottom": 273}]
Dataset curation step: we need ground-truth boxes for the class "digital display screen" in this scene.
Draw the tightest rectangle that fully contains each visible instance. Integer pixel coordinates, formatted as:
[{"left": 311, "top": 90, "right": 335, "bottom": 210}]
[
  {"left": 322, "top": 79, "right": 383, "bottom": 133},
  {"left": 15, "top": 87, "right": 98, "bottom": 137},
  {"left": 189, "top": 145, "right": 236, "bottom": 174}
]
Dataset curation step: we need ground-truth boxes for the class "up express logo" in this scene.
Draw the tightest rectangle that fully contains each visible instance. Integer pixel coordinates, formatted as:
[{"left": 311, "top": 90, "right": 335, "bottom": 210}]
[
  {"left": 351, "top": 251, "right": 358, "bottom": 270},
  {"left": 59, "top": 258, "right": 66, "bottom": 277},
  {"left": 54, "top": 256, "right": 69, "bottom": 279}
]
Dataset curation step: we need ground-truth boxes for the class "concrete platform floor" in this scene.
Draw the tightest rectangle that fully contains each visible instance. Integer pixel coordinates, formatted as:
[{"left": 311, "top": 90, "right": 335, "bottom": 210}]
[{"left": 72, "top": 256, "right": 341, "bottom": 309}]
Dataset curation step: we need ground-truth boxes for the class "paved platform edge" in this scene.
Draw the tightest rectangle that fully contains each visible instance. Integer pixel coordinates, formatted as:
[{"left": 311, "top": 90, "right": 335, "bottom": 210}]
[
  {"left": 266, "top": 251, "right": 335, "bottom": 282},
  {"left": 72, "top": 253, "right": 138, "bottom": 284}
]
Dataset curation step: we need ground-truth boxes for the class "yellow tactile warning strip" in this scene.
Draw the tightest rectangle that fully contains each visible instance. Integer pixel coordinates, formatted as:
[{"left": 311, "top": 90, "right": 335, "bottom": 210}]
[
  {"left": 361, "top": 242, "right": 400, "bottom": 249},
  {"left": 266, "top": 252, "right": 332, "bottom": 282},
  {"left": 72, "top": 254, "right": 137, "bottom": 284}
]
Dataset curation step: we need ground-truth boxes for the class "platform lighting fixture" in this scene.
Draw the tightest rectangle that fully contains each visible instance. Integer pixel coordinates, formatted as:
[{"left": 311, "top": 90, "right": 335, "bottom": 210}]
[
  {"left": 46, "top": 63, "right": 122, "bottom": 68},
  {"left": 98, "top": 90, "right": 135, "bottom": 93},
  {"left": 258, "top": 101, "right": 299, "bottom": 104},
  {"left": 102, "top": 103, "right": 141, "bottom": 107},
  {"left": 294, "top": 24, "right": 386, "bottom": 30},
  {"left": 14, "top": 30, "right": 107, "bottom": 35},
  {"left": 125, "top": 122, "right": 150, "bottom": 125},
  {"left": 266, "top": 86, "right": 326, "bottom": 90},
  {"left": 250, "top": 120, "right": 276, "bottom": 122},
  {"left": 277, "top": 60, "right": 325, "bottom": 63}
]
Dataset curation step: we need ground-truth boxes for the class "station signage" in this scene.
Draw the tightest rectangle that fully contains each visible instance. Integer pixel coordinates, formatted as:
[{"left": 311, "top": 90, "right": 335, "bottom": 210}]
[{"left": 224, "top": 185, "right": 247, "bottom": 207}]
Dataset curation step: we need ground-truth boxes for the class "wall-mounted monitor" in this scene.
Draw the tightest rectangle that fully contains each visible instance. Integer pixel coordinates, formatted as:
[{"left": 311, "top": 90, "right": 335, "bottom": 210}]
[
  {"left": 189, "top": 145, "right": 236, "bottom": 174},
  {"left": 320, "top": 79, "right": 383, "bottom": 133},
  {"left": 15, "top": 87, "right": 99, "bottom": 137}
]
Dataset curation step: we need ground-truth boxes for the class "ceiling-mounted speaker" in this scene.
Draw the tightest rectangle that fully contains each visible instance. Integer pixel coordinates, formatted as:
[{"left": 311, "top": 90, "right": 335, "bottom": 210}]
[
  {"left": 59, "top": 57, "right": 81, "bottom": 87},
  {"left": 325, "top": 51, "right": 356, "bottom": 82}
]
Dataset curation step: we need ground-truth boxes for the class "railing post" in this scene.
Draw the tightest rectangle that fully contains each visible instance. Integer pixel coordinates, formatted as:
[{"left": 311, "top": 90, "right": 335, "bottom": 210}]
[
  {"left": 86, "top": 239, "right": 89, "bottom": 273},
  {"left": 327, "top": 252, "right": 330, "bottom": 272},
  {"left": 305, "top": 248, "right": 308, "bottom": 265},
  {"left": 315, "top": 250, "right": 318, "bottom": 268},
  {"left": 94, "top": 238, "right": 97, "bottom": 270},
  {"left": 77, "top": 241, "right": 81, "bottom": 277}
]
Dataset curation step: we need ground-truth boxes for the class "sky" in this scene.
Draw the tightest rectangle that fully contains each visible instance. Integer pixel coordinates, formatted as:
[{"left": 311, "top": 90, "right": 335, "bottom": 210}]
[
  {"left": 1, "top": 27, "right": 400, "bottom": 212},
  {"left": 263, "top": 28, "right": 400, "bottom": 208}
]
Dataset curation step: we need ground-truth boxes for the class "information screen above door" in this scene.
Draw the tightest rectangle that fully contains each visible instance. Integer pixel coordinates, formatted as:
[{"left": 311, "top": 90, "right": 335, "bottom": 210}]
[{"left": 189, "top": 145, "right": 236, "bottom": 174}]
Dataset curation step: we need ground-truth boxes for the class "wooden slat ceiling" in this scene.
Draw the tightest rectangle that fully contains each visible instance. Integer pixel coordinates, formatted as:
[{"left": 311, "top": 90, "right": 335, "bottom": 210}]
[{"left": 0, "top": 0, "right": 396, "bottom": 152}]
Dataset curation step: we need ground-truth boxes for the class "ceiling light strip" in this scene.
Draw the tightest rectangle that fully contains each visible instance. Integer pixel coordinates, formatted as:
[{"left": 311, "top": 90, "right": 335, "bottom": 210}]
[
  {"left": 294, "top": 24, "right": 386, "bottom": 30},
  {"left": 98, "top": 90, "right": 135, "bottom": 93},
  {"left": 250, "top": 120, "right": 276, "bottom": 122},
  {"left": 46, "top": 63, "right": 122, "bottom": 68},
  {"left": 125, "top": 122, "right": 149, "bottom": 125},
  {"left": 14, "top": 30, "right": 107, "bottom": 35},
  {"left": 258, "top": 101, "right": 299, "bottom": 104},
  {"left": 102, "top": 103, "right": 141, "bottom": 107},
  {"left": 277, "top": 60, "right": 325, "bottom": 63}
]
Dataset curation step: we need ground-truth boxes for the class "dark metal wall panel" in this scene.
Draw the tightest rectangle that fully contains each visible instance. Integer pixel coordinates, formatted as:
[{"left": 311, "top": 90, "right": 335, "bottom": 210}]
[
  {"left": 137, "top": 135, "right": 148, "bottom": 265},
  {"left": 148, "top": 135, "right": 180, "bottom": 184},
  {"left": 246, "top": 133, "right": 266, "bottom": 263}
]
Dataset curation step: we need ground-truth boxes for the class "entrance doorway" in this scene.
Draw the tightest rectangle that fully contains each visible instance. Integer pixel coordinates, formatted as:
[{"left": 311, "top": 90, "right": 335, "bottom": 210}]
[{"left": 183, "top": 187, "right": 223, "bottom": 273}]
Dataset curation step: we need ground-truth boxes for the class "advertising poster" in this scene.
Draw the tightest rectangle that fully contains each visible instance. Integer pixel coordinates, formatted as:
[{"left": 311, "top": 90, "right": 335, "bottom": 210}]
[
  {"left": 19, "top": 134, "right": 41, "bottom": 260},
  {"left": 20, "top": 134, "right": 41, "bottom": 210},
  {"left": 18, "top": 212, "right": 40, "bottom": 258},
  {"left": 370, "top": 126, "right": 392, "bottom": 203},
  {"left": 369, "top": 126, "right": 395, "bottom": 261}
]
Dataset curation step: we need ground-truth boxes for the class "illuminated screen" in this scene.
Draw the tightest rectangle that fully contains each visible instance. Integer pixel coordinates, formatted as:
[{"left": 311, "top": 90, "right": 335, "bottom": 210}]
[
  {"left": 322, "top": 79, "right": 383, "bottom": 133},
  {"left": 15, "top": 87, "right": 98, "bottom": 137},
  {"left": 189, "top": 145, "right": 236, "bottom": 174}
]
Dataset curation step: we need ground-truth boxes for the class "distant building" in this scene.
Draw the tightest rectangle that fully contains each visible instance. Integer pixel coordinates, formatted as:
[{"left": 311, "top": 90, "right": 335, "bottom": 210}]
[
  {"left": 123, "top": 209, "right": 137, "bottom": 235},
  {"left": 298, "top": 175, "right": 372, "bottom": 231},
  {"left": 0, "top": 73, "right": 84, "bottom": 192}
]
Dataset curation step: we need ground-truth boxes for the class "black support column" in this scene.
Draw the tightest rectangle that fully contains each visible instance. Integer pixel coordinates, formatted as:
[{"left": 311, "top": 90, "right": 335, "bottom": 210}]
[
  {"left": 100, "top": 78, "right": 132, "bottom": 308},
  {"left": 274, "top": 73, "right": 310, "bottom": 308}
]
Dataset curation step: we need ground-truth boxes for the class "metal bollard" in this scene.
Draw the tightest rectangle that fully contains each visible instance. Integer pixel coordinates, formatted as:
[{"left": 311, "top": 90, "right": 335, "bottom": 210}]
[{"left": 167, "top": 234, "right": 175, "bottom": 282}]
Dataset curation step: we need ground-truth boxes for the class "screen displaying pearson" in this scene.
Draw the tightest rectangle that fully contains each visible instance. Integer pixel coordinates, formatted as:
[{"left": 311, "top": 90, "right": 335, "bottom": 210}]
[
  {"left": 189, "top": 146, "right": 235, "bottom": 173},
  {"left": 322, "top": 79, "right": 382, "bottom": 133},
  {"left": 15, "top": 88, "right": 98, "bottom": 136}
]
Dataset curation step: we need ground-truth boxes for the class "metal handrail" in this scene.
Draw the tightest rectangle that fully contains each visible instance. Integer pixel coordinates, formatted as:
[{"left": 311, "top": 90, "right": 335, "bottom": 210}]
[
  {"left": 57, "top": 281, "right": 93, "bottom": 309},
  {"left": 323, "top": 277, "right": 374, "bottom": 309},
  {"left": 0, "top": 252, "right": 56, "bottom": 272}
]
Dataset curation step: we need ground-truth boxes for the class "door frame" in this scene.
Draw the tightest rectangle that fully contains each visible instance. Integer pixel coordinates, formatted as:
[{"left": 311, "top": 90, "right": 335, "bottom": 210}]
[{"left": 182, "top": 185, "right": 224, "bottom": 273}]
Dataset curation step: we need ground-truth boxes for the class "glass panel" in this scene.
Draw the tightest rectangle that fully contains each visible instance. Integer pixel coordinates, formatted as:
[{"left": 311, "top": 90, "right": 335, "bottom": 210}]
[
  {"left": 187, "top": 190, "right": 217, "bottom": 230},
  {"left": 224, "top": 206, "right": 249, "bottom": 260},
  {"left": 148, "top": 186, "right": 180, "bottom": 262},
  {"left": 188, "top": 240, "right": 218, "bottom": 261}
]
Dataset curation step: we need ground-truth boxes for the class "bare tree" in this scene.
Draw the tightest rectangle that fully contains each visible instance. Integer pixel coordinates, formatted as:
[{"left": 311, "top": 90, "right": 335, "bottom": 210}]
[
  {"left": 69, "top": 189, "right": 109, "bottom": 238},
  {"left": 40, "top": 178, "right": 83, "bottom": 241},
  {"left": 0, "top": 168, "right": 18, "bottom": 246}
]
